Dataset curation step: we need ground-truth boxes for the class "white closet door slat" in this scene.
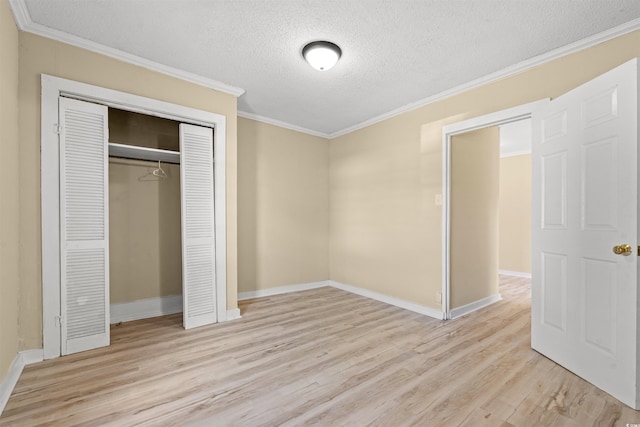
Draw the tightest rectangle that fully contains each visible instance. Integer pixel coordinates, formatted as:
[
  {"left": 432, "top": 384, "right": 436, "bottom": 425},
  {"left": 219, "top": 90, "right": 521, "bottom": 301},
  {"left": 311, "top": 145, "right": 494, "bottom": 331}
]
[
  {"left": 59, "top": 97, "right": 110, "bottom": 355},
  {"left": 180, "top": 123, "right": 217, "bottom": 329}
]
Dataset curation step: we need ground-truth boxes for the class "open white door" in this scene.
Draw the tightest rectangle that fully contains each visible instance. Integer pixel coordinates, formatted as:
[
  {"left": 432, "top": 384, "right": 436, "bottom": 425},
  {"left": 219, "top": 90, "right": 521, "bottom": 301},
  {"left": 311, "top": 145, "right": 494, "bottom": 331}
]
[
  {"left": 59, "top": 97, "right": 110, "bottom": 355},
  {"left": 180, "top": 123, "right": 217, "bottom": 329},
  {"left": 532, "top": 58, "right": 639, "bottom": 408}
]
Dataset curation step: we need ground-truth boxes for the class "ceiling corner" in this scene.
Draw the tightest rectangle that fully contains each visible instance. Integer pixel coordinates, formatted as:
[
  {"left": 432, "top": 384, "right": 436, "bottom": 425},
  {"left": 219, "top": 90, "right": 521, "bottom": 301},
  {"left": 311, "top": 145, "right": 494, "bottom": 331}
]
[
  {"left": 8, "top": 0, "right": 31, "bottom": 31},
  {"left": 238, "top": 111, "right": 331, "bottom": 139}
]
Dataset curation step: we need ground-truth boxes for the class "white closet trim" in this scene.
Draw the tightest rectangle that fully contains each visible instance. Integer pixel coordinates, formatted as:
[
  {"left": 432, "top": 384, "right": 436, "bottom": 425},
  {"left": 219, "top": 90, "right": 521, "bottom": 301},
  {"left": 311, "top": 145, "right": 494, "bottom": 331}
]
[{"left": 41, "top": 74, "right": 228, "bottom": 360}]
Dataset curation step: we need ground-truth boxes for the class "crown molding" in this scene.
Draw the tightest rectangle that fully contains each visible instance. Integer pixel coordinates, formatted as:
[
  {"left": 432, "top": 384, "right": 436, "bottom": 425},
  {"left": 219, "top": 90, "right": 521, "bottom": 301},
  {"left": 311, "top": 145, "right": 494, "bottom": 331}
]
[
  {"left": 8, "top": 0, "right": 29, "bottom": 28},
  {"left": 238, "top": 111, "right": 330, "bottom": 139},
  {"left": 10, "top": 0, "right": 640, "bottom": 136},
  {"left": 8, "top": 0, "right": 245, "bottom": 97},
  {"left": 328, "top": 17, "right": 640, "bottom": 139}
]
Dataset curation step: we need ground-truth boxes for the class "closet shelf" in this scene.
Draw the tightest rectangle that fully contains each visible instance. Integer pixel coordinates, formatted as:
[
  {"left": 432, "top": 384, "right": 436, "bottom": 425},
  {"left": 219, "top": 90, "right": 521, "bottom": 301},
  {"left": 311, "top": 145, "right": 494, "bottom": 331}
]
[{"left": 108, "top": 142, "right": 180, "bottom": 165}]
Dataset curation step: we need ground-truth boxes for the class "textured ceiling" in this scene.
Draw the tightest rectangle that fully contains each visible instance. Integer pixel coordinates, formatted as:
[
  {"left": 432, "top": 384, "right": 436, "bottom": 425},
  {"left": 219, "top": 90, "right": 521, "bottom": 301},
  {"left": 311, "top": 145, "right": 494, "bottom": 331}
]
[{"left": 19, "top": 0, "right": 640, "bottom": 136}]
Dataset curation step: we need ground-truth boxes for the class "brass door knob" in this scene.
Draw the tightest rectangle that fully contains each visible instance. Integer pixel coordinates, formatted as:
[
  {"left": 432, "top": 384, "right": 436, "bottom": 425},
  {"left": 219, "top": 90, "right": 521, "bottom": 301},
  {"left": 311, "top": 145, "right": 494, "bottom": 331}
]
[{"left": 613, "top": 244, "right": 633, "bottom": 256}]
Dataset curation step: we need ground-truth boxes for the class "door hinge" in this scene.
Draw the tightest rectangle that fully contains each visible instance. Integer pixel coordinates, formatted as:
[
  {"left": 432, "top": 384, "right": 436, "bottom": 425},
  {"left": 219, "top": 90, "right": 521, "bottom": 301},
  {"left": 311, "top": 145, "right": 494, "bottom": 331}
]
[
  {"left": 55, "top": 315, "right": 63, "bottom": 327},
  {"left": 54, "top": 124, "right": 62, "bottom": 135}
]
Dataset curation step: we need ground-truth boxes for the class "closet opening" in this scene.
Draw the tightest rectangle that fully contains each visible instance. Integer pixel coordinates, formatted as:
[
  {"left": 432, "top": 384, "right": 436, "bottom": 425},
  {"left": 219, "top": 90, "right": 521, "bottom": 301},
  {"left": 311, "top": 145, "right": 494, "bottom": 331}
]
[
  {"left": 42, "top": 75, "right": 229, "bottom": 360},
  {"left": 107, "top": 108, "right": 184, "bottom": 325}
]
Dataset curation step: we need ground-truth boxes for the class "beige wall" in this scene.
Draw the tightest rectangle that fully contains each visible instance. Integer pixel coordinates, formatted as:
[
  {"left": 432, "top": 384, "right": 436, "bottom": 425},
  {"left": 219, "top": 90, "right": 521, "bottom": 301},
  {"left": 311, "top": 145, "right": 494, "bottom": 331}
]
[
  {"left": 18, "top": 32, "right": 238, "bottom": 350},
  {"left": 329, "top": 112, "right": 443, "bottom": 305},
  {"left": 238, "top": 117, "right": 329, "bottom": 293},
  {"left": 330, "top": 30, "right": 640, "bottom": 310},
  {"left": 109, "top": 108, "right": 180, "bottom": 151},
  {"left": 450, "top": 127, "right": 500, "bottom": 309},
  {"left": 109, "top": 160, "right": 182, "bottom": 303},
  {"left": 8, "top": 12, "right": 640, "bottom": 356},
  {"left": 0, "top": 0, "right": 20, "bottom": 383},
  {"left": 499, "top": 154, "right": 532, "bottom": 274}
]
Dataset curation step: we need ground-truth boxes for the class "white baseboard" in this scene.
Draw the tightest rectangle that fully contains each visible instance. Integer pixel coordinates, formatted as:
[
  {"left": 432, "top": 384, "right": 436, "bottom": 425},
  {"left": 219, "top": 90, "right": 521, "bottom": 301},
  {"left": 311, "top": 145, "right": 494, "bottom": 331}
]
[
  {"left": 110, "top": 294, "right": 183, "bottom": 324},
  {"left": 237, "top": 281, "right": 329, "bottom": 301},
  {"left": 449, "top": 294, "right": 503, "bottom": 319},
  {"left": 0, "top": 354, "right": 23, "bottom": 416},
  {"left": 499, "top": 270, "right": 532, "bottom": 279},
  {"left": 239, "top": 280, "right": 443, "bottom": 320},
  {"left": 111, "top": 295, "right": 242, "bottom": 324},
  {"left": 226, "top": 308, "right": 241, "bottom": 321},
  {"left": 0, "top": 349, "right": 43, "bottom": 416},
  {"left": 328, "top": 280, "right": 444, "bottom": 320},
  {"left": 19, "top": 349, "right": 43, "bottom": 365}
]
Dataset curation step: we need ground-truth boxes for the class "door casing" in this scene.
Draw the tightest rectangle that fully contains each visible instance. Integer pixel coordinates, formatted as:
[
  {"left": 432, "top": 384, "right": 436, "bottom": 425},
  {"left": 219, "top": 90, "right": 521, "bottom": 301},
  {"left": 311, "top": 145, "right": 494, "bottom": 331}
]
[
  {"left": 41, "top": 74, "right": 228, "bottom": 360},
  {"left": 440, "top": 99, "right": 549, "bottom": 319}
]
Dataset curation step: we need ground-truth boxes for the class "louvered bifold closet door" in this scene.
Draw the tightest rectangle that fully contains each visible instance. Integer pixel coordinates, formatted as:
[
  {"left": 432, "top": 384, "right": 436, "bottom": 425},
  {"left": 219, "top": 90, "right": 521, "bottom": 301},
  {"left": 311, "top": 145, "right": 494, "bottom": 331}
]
[
  {"left": 180, "top": 123, "right": 217, "bottom": 329},
  {"left": 59, "top": 97, "right": 110, "bottom": 355}
]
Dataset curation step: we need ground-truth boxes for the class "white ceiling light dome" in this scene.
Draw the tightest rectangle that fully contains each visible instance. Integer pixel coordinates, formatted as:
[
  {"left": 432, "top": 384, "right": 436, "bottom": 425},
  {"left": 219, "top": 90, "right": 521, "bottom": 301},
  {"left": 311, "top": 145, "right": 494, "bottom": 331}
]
[{"left": 302, "top": 41, "right": 342, "bottom": 71}]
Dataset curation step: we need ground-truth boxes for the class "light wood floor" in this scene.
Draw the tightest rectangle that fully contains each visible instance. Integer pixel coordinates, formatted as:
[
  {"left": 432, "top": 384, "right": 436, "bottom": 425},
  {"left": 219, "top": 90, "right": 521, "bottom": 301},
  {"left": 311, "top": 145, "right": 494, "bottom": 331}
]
[{"left": 2, "top": 276, "right": 640, "bottom": 426}]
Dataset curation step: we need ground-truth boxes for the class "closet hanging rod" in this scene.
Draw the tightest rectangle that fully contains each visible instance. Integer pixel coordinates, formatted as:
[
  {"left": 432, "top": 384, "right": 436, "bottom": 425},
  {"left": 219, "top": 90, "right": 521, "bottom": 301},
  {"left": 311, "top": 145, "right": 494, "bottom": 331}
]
[{"left": 108, "top": 142, "right": 181, "bottom": 165}]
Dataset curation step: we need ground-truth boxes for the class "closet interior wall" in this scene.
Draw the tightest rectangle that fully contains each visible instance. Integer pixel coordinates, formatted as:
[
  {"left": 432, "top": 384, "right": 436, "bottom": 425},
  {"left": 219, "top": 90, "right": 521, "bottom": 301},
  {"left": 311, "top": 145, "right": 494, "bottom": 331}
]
[{"left": 108, "top": 108, "right": 182, "bottom": 308}]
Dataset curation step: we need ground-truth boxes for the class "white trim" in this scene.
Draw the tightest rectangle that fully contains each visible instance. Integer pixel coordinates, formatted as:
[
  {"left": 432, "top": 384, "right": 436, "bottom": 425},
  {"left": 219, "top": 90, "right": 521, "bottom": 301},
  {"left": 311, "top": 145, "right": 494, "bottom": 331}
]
[
  {"left": 237, "top": 280, "right": 442, "bottom": 319},
  {"left": 213, "top": 119, "right": 228, "bottom": 322},
  {"left": 20, "top": 349, "right": 44, "bottom": 366},
  {"left": 7, "top": 0, "right": 244, "bottom": 98},
  {"left": 0, "top": 350, "right": 43, "bottom": 416},
  {"left": 0, "top": 354, "right": 24, "bottom": 415},
  {"left": 238, "top": 111, "right": 330, "bottom": 139},
  {"left": 443, "top": 101, "right": 548, "bottom": 137},
  {"left": 42, "top": 77, "right": 62, "bottom": 360},
  {"left": 501, "top": 149, "right": 532, "bottom": 159},
  {"left": 328, "top": 281, "right": 444, "bottom": 320},
  {"left": 499, "top": 270, "right": 532, "bottom": 279},
  {"left": 41, "top": 74, "right": 228, "bottom": 359},
  {"left": 226, "top": 308, "right": 242, "bottom": 321},
  {"left": 10, "top": 0, "right": 640, "bottom": 140},
  {"left": 7, "top": 0, "right": 29, "bottom": 28},
  {"left": 110, "top": 295, "right": 183, "bottom": 324},
  {"left": 442, "top": 99, "right": 550, "bottom": 320},
  {"left": 328, "top": 18, "right": 640, "bottom": 139},
  {"left": 449, "top": 294, "right": 503, "bottom": 319},
  {"left": 237, "top": 281, "right": 329, "bottom": 300}
]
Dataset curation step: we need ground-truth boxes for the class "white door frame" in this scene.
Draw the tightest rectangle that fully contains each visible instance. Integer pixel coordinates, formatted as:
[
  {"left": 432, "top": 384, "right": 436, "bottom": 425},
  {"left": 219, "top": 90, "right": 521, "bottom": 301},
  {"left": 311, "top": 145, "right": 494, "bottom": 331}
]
[
  {"left": 41, "top": 74, "right": 228, "bottom": 359},
  {"left": 441, "top": 99, "right": 549, "bottom": 319}
]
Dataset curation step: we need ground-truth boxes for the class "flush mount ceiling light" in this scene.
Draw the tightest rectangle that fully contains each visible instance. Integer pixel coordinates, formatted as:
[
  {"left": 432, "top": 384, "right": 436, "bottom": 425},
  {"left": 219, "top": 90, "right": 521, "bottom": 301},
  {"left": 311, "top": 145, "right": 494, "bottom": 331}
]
[{"left": 302, "top": 41, "right": 342, "bottom": 71}]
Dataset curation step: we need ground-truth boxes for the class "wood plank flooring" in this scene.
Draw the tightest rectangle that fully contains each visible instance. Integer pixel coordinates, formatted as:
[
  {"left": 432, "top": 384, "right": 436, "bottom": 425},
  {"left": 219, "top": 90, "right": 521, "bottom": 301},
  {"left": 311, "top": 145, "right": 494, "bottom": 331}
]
[{"left": 2, "top": 276, "right": 640, "bottom": 426}]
